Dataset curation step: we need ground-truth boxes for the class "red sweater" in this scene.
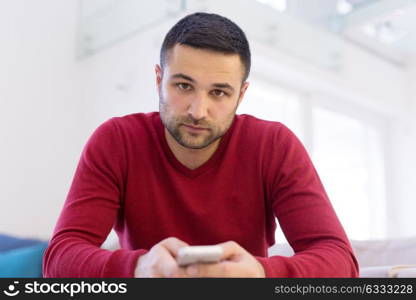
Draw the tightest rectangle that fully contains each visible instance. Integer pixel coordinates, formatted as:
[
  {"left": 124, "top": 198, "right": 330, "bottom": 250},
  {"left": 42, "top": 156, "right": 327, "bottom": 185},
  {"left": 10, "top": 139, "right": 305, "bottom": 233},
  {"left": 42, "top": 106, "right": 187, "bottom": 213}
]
[{"left": 43, "top": 112, "right": 358, "bottom": 277}]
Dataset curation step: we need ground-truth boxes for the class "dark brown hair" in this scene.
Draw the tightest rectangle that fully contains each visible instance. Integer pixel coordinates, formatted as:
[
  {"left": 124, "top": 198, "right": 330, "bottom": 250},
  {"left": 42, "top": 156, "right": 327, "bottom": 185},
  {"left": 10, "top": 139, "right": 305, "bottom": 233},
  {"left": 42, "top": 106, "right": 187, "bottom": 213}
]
[{"left": 160, "top": 12, "right": 251, "bottom": 81}]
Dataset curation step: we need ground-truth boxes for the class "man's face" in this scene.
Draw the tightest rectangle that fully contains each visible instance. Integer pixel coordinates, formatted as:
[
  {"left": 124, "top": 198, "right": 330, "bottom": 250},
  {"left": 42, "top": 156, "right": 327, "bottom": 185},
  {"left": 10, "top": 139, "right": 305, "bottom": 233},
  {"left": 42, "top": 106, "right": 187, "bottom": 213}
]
[{"left": 156, "top": 44, "right": 249, "bottom": 150}]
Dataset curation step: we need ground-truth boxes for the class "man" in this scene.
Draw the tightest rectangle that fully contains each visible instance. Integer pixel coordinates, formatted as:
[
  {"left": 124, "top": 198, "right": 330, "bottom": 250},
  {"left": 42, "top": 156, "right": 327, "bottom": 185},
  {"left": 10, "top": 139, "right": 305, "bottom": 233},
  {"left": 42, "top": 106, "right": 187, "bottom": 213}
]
[{"left": 43, "top": 12, "right": 359, "bottom": 278}]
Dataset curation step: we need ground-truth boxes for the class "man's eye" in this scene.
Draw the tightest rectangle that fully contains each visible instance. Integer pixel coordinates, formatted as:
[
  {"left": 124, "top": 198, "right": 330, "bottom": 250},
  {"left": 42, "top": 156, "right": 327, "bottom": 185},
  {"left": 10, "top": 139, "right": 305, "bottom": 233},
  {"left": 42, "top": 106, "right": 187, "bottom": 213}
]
[
  {"left": 177, "top": 83, "right": 192, "bottom": 91},
  {"left": 212, "top": 89, "right": 226, "bottom": 97}
]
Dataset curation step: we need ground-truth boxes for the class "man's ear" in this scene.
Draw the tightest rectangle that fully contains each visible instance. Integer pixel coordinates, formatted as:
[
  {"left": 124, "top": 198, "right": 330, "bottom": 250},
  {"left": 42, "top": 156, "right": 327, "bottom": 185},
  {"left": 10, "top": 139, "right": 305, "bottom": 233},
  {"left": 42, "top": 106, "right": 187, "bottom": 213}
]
[
  {"left": 237, "top": 81, "right": 250, "bottom": 106},
  {"left": 155, "top": 64, "right": 163, "bottom": 90}
]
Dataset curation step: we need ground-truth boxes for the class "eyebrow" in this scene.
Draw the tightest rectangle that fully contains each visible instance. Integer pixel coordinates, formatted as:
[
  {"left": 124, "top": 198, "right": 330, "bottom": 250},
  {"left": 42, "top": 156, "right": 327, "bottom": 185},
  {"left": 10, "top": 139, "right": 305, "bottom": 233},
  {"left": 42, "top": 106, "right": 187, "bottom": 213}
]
[
  {"left": 212, "top": 83, "right": 235, "bottom": 92},
  {"left": 170, "top": 73, "right": 235, "bottom": 92},
  {"left": 171, "top": 73, "right": 195, "bottom": 83}
]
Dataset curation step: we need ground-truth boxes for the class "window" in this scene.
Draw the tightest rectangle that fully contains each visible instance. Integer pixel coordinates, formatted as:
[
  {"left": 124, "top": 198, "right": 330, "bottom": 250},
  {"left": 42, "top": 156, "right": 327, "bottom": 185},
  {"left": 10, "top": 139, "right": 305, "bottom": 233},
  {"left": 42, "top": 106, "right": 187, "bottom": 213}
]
[
  {"left": 312, "top": 106, "right": 386, "bottom": 240},
  {"left": 242, "top": 79, "right": 387, "bottom": 244},
  {"left": 238, "top": 80, "right": 304, "bottom": 141}
]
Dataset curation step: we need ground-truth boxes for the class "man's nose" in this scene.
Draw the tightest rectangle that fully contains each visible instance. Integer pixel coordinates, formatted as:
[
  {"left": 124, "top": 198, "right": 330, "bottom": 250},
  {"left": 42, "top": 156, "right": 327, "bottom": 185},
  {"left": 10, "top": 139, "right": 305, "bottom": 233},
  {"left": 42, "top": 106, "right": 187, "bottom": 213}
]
[{"left": 187, "top": 94, "right": 208, "bottom": 122}]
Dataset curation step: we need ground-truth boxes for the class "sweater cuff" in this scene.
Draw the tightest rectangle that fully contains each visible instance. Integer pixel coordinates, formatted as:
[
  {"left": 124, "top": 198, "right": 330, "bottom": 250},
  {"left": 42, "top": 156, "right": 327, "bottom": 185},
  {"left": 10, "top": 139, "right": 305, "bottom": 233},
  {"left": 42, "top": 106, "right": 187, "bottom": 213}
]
[
  {"left": 102, "top": 248, "right": 148, "bottom": 278},
  {"left": 255, "top": 256, "right": 288, "bottom": 278}
]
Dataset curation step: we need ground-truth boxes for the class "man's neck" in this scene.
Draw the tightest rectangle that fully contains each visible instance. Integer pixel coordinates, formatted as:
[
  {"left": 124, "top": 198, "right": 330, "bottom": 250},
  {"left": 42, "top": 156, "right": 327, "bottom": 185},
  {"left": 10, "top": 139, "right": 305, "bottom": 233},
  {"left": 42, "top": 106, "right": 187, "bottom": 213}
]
[{"left": 164, "top": 128, "right": 220, "bottom": 170}]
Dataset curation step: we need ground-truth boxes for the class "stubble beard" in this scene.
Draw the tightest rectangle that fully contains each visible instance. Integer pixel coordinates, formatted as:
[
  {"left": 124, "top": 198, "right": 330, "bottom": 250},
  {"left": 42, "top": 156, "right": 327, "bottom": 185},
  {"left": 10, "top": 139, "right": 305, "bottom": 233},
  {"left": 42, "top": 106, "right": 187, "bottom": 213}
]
[{"left": 159, "top": 95, "right": 236, "bottom": 150}]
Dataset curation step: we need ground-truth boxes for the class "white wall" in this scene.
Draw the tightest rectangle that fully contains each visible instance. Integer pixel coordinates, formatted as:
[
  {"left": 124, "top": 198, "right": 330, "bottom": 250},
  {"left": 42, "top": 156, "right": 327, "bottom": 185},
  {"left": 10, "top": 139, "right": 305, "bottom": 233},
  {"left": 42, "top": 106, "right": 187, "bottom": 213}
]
[
  {"left": 0, "top": 0, "right": 84, "bottom": 239},
  {"left": 0, "top": 1, "right": 179, "bottom": 240},
  {"left": 0, "top": 0, "right": 414, "bottom": 240},
  {"left": 386, "top": 61, "right": 416, "bottom": 238}
]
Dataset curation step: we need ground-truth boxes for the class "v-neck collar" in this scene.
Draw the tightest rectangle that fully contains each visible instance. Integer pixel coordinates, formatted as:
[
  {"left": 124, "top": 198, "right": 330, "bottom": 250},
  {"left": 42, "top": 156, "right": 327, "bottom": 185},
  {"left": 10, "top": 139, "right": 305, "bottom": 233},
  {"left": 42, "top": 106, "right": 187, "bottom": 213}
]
[{"left": 153, "top": 113, "right": 236, "bottom": 178}]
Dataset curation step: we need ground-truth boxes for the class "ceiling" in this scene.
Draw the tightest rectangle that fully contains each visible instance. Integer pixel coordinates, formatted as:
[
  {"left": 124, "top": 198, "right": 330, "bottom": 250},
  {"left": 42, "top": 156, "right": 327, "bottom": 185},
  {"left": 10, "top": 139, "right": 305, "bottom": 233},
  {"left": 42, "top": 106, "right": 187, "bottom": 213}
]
[
  {"left": 341, "top": 0, "right": 416, "bottom": 64},
  {"left": 260, "top": 0, "right": 416, "bottom": 65}
]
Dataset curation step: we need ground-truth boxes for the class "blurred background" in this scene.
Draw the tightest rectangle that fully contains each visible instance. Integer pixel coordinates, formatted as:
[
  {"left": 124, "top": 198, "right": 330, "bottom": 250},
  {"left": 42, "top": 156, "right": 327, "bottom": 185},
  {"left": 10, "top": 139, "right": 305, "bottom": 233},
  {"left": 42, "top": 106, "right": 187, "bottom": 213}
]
[{"left": 1, "top": 0, "right": 415, "bottom": 247}]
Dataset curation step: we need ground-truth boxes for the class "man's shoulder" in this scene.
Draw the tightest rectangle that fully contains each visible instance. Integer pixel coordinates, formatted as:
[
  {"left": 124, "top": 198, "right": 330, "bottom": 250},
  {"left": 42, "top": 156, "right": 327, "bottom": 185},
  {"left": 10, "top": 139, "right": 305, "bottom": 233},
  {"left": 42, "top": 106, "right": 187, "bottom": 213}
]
[
  {"left": 89, "top": 112, "right": 160, "bottom": 146},
  {"left": 235, "top": 114, "right": 287, "bottom": 136},
  {"left": 105, "top": 112, "right": 159, "bottom": 134},
  {"left": 234, "top": 114, "right": 300, "bottom": 149},
  {"left": 111, "top": 112, "right": 158, "bottom": 126}
]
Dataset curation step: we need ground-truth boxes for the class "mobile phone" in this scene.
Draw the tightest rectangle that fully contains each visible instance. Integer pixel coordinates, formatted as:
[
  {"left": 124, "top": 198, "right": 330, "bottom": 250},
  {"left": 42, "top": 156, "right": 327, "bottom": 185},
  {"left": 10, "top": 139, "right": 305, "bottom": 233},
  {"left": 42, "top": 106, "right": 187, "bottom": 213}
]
[{"left": 177, "top": 245, "right": 223, "bottom": 266}]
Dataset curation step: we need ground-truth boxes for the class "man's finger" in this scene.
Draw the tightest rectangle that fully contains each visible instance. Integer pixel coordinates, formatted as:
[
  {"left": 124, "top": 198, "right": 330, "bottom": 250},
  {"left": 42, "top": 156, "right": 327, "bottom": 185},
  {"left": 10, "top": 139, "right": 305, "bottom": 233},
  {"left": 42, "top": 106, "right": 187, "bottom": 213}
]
[
  {"left": 159, "top": 254, "right": 188, "bottom": 278},
  {"left": 215, "top": 240, "right": 243, "bottom": 261},
  {"left": 186, "top": 261, "right": 236, "bottom": 277},
  {"left": 160, "top": 237, "right": 189, "bottom": 258},
  {"left": 157, "top": 239, "right": 190, "bottom": 278}
]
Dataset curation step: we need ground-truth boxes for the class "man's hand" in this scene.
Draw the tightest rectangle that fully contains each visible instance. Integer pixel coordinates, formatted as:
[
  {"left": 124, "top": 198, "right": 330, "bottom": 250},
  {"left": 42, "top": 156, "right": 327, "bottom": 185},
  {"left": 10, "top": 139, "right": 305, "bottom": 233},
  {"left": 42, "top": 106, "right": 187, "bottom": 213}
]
[
  {"left": 134, "top": 237, "right": 189, "bottom": 278},
  {"left": 184, "top": 241, "right": 265, "bottom": 278}
]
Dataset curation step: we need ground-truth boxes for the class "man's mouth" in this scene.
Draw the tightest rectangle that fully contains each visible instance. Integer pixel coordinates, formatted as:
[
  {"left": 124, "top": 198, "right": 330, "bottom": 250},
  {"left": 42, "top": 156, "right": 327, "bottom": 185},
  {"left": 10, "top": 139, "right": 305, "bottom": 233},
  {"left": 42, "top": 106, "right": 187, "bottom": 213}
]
[{"left": 182, "top": 124, "right": 209, "bottom": 132}]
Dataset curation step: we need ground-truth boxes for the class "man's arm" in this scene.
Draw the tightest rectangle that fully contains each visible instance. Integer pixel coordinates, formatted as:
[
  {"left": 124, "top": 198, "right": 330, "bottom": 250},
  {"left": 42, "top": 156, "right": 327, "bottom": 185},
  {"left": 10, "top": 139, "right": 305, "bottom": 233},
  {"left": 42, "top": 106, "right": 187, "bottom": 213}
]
[
  {"left": 43, "top": 119, "right": 147, "bottom": 277},
  {"left": 256, "top": 124, "right": 359, "bottom": 277}
]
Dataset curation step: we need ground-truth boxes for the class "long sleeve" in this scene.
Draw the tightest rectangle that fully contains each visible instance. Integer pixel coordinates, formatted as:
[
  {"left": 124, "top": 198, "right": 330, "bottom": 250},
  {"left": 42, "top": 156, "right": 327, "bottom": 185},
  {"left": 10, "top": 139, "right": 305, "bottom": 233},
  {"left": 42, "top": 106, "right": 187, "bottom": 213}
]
[
  {"left": 257, "top": 124, "right": 359, "bottom": 277},
  {"left": 42, "top": 119, "right": 147, "bottom": 277}
]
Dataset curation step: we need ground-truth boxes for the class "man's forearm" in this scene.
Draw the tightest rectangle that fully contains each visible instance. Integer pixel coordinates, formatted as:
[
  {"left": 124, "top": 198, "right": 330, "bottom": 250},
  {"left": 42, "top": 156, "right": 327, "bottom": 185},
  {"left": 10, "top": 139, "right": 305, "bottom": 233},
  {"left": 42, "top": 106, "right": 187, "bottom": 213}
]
[
  {"left": 256, "top": 242, "right": 358, "bottom": 278},
  {"left": 43, "top": 236, "right": 147, "bottom": 277}
]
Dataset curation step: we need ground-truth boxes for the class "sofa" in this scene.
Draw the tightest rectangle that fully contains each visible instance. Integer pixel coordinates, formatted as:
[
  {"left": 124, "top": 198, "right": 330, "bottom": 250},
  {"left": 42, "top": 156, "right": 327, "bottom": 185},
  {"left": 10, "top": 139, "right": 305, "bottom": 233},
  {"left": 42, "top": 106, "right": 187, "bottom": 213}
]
[
  {"left": 0, "top": 233, "right": 48, "bottom": 278},
  {"left": 268, "top": 237, "right": 416, "bottom": 277}
]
